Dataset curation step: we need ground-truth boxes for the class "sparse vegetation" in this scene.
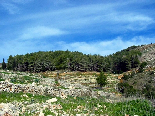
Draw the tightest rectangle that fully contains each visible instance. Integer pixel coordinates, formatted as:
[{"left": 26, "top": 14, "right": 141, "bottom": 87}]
[
  {"left": 10, "top": 75, "right": 40, "bottom": 84},
  {"left": 0, "top": 91, "right": 52, "bottom": 103},
  {"left": 0, "top": 91, "right": 154, "bottom": 115}
]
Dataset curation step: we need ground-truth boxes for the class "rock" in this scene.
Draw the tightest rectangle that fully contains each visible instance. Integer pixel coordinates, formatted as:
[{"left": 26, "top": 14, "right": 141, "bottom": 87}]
[
  {"left": 0, "top": 103, "right": 17, "bottom": 116},
  {"left": 90, "top": 114, "right": 95, "bottom": 116},
  {"left": 22, "top": 94, "right": 29, "bottom": 98},
  {"left": 22, "top": 106, "right": 26, "bottom": 113},
  {"left": 46, "top": 98, "right": 57, "bottom": 104},
  {"left": 61, "top": 114, "right": 69, "bottom": 116},
  {"left": 76, "top": 114, "right": 82, "bottom": 116},
  {"left": 69, "top": 86, "right": 74, "bottom": 89},
  {"left": 3, "top": 112, "right": 12, "bottom": 116},
  {"left": 97, "top": 104, "right": 102, "bottom": 108},
  {"left": 39, "top": 110, "right": 44, "bottom": 116},
  {"left": 56, "top": 104, "right": 62, "bottom": 109},
  {"left": 43, "top": 104, "right": 49, "bottom": 110},
  {"left": 60, "top": 92, "right": 67, "bottom": 99},
  {"left": 32, "top": 82, "right": 36, "bottom": 86},
  {"left": 125, "top": 114, "right": 129, "bottom": 116},
  {"left": 26, "top": 103, "right": 36, "bottom": 109},
  {"left": 51, "top": 104, "right": 62, "bottom": 110}
]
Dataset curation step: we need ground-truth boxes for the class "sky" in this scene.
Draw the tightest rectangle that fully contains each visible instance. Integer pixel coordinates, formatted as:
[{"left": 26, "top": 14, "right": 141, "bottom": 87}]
[{"left": 0, "top": 0, "right": 155, "bottom": 62}]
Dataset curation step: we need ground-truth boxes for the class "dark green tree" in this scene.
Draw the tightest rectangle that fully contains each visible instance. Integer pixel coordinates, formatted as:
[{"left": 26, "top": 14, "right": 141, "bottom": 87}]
[
  {"left": 96, "top": 72, "right": 107, "bottom": 87},
  {"left": 2, "top": 58, "right": 6, "bottom": 70},
  {"left": 137, "top": 62, "right": 147, "bottom": 73}
]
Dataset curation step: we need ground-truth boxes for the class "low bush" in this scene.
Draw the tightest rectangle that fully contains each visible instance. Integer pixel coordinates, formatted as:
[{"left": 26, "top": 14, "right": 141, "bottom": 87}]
[{"left": 117, "top": 82, "right": 137, "bottom": 97}]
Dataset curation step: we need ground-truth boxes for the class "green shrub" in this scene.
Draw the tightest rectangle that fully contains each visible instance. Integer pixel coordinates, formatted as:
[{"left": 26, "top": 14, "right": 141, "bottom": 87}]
[
  {"left": 43, "top": 108, "right": 56, "bottom": 115},
  {"left": 118, "top": 82, "right": 137, "bottom": 97},
  {"left": 138, "top": 62, "right": 147, "bottom": 73},
  {"left": 96, "top": 72, "right": 107, "bottom": 87},
  {"left": 142, "top": 84, "right": 155, "bottom": 99},
  {"left": 122, "top": 74, "right": 133, "bottom": 80}
]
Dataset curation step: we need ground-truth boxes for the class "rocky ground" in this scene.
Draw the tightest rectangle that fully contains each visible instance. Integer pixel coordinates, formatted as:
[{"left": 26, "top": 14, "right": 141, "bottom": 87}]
[{"left": 0, "top": 70, "right": 154, "bottom": 116}]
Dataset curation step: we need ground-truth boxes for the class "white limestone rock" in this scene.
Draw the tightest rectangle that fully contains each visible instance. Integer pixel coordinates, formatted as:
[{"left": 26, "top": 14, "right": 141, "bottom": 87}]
[{"left": 46, "top": 98, "right": 57, "bottom": 104}]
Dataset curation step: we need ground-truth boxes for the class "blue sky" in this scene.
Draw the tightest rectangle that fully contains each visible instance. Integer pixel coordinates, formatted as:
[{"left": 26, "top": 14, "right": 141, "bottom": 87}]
[{"left": 0, "top": 0, "right": 155, "bottom": 62}]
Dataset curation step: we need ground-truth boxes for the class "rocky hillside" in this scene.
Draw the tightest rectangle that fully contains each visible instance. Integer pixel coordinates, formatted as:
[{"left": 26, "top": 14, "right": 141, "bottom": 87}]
[
  {"left": 117, "top": 43, "right": 155, "bottom": 108},
  {"left": 0, "top": 43, "right": 155, "bottom": 115},
  {"left": 137, "top": 43, "right": 155, "bottom": 64},
  {"left": 0, "top": 70, "right": 154, "bottom": 116}
]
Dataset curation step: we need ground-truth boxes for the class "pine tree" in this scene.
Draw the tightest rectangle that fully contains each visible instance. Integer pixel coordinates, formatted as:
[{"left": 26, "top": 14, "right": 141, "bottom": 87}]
[
  {"left": 96, "top": 71, "right": 107, "bottom": 87},
  {"left": 2, "top": 58, "right": 6, "bottom": 70}
]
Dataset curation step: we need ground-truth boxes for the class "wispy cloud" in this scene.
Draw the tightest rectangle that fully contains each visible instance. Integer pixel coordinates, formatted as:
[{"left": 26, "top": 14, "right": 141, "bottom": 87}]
[
  {"left": 14, "top": 2, "right": 154, "bottom": 34},
  {"left": 20, "top": 26, "right": 68, "bottom": 40},
  {"left": 51, "top": 36, "right": 155, "bottom": 56},
  {"left": 1, "top": 2, "right": 19, "bottom": 14},
  {"left": 0, "top": 0, "right": 33, "bottom": 14},
  {"left": 1, "top": 35, "right": 154, "bottom": 61},
  {"left": 0, "top": 0, "right": 155, "bottom": 61}
]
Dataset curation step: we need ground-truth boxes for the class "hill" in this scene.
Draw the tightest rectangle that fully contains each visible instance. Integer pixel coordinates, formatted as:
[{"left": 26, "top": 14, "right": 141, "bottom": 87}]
[
  {"left": 0, "top": 43, "right": 155, "bottom": 115},
  {"left": 0, "top": 69, "right": 154, "bottom": 115},
  {"left": 6, "top": 45, "right": 142, "bottom": 73}
]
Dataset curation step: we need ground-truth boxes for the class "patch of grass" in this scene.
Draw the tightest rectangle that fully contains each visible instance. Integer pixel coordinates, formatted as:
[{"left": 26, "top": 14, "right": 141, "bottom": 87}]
[
  {"left": 0, "top": 91, "right": 52, "bottom": 103},
  {"left": 43, "top": 108, "right": 56, "bottom": 116},
  {"left": 0, "top": 92, "right": 154, "bottom": 115},
  {"left": 0, "top": 72, "right": 10, "bottom": 74},
  {"left": 19, "top": 111, "right": 33, "bottom": 116},
  {"left": 42, "top": 75, "right": 47, "bottom": 78},
  {"left": 54, "top": 95, "right": 154, "bottom": 115},
  {"left": 10, "top": 76, "right": 40, "bottom": 84},
  {"left": 76, "top": 72, "right": 83, "bottom": 76},
  {"left": 58, "top": 86, "right": 68, "bottom": 89},
  {"left": 40, "top": 73, "right": 49, "bottom": 78},
  {"left": 16, "top": 73, "right": 23, "bottom": 75}
]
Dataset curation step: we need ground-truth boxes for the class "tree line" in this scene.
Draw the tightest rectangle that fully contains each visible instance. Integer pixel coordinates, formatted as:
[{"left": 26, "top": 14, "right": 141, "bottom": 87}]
[{"left": 5, "top": 45, "right": 141, "bottom": 73}]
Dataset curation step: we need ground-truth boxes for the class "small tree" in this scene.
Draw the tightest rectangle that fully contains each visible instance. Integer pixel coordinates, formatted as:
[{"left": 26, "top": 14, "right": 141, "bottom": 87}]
[
  {"left": 138, "top": 62, "right": 147, "bottom": 73},
  {"left": 2, "top": 58, "right": 6, "bottom": 70},
  {"left": 96, "top": 71, "right": 107, "bottom": 88}
]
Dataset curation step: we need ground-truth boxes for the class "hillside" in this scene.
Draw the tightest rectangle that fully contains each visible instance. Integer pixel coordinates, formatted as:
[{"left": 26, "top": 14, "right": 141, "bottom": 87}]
[
  {"left": 0, "top": 70, "right": 154, "bottom": 116},
  {"left": 116, "top": 43, "right": 155, "bottom": 108},
  {"left": 136, "top": 43, "right": 155, "bottom": 63},
  {"left": 0, "top": 43, "right": 155, "bottom": 115},
  {"left": 6, "top": 45, "right": 141, "bottom": 74}
]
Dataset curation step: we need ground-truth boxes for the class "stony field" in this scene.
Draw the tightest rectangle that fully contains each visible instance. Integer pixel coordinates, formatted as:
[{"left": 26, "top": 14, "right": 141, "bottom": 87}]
[{"left": 0, "top": 70, "right": 154, "bottom": 116}]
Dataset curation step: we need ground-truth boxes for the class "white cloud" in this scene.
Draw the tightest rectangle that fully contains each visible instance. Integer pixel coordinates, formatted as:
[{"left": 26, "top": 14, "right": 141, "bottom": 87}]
[
  {"left": 54, "top": 36, "right": 155, "bottom": 56},
  {"left": 1, "top": 2, "right": 19, "bottom": 14},
  {"left": 0, "top": 35, "right": 154, "bottom": 61},
  {"left": 14, "top": 2, "right": 154, "bottom": 34},
  {"left": 0, "top": 0, "right": 33, "bottom": 14},
  {"left": 0, "top": 0, "right": 155, "bottom": 61},
  {"left": 20, "top": 26, "right": 68, "bottom": 40}
]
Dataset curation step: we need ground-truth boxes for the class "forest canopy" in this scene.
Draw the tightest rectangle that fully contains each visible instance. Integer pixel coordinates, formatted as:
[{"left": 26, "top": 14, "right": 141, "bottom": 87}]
[{"left": 7, "top": 46, "right": 141, "bottom": 73}]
